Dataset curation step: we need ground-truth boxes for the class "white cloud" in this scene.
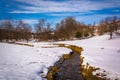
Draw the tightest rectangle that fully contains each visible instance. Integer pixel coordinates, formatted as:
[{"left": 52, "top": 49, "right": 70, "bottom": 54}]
[
  {"left": 10, "top": 11, "right": 41, "bottom": 13},
  {"left": 11, "top": 0, "right": 120, "bottom": 13},
  {"left": 22, "top": 19, "right": 38, "bottom": 24},
  {"left": 75, "top": 14, "right": 120, "bottom": 24}
]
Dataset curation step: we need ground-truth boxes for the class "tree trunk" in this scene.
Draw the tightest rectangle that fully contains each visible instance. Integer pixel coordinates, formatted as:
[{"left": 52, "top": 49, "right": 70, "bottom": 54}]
[{"left": 110, "top": 32, "right": 112, "bottom": 39}]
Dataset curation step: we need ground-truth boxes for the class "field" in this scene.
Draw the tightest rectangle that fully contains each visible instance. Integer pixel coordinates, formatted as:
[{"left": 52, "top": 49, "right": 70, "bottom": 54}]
[{"left": 0, "top": 34, "right": 120, "bottom": 80}]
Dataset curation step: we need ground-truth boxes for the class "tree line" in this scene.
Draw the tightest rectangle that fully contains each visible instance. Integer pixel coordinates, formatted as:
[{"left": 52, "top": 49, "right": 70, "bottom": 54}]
[
  {"left": 0, "top": 20, "right": 31, "bottom": 42},
  {"left": 0, "top": 16, "right": 120, "bottom": 42},
  {"left": 97, "top": 16, "right": 120, "bottom": 39}
]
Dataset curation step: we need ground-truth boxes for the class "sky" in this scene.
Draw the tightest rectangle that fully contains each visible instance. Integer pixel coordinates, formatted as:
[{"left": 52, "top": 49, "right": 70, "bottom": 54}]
[{"left": 0, "top": 0, "right": 120, "bottom": 27}]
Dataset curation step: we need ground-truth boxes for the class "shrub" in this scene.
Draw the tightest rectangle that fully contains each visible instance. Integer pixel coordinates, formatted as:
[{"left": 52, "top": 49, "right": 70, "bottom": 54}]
[
  {"left": 84, "top": 32, "right": 89, "bottom": 37},
  {"left": 75, "top": 32, "right": 82, "bottom": 38}
]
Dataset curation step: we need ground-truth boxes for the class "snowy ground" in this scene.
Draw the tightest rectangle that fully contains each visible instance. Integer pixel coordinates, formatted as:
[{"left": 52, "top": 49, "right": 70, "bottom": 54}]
[
  {"left": 0, "top": 34, "right": 120, "bottom": 80},
  {"left": 0, "top": 43, "right": 71, "bottom": 80},
  {"left": 56, "top": 34, "right": 120, "bottom": 79}
]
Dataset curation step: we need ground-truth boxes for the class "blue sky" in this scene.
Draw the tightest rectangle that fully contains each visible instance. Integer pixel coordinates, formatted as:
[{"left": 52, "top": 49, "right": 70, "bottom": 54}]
[{"left": 0, "top": 0, "right": 120, "bottom": 27}]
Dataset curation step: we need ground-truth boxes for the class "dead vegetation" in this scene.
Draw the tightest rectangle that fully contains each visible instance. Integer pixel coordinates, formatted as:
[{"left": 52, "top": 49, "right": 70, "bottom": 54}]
[{"left": 46, "top": 44, "right": 109, "bottom": 80}]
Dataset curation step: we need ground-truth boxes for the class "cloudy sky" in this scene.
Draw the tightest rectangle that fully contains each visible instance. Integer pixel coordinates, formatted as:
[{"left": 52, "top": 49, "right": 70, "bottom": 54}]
[{"left": 0, "top": 0, "right": 120, "bottom": 26}]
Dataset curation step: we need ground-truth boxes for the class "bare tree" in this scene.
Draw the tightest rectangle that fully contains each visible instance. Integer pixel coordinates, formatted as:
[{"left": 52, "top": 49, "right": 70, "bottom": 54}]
[
  {"left": 15, "top": 20, "right": 31, "bottom": 41},
  {"left": 0, "top": 20, "right": 14, "bottom": 41},
  {"left": 35, "top": 19, "right": 45, "bottom": 41},
  {"left": 109, "top": 16, "right": 118, "bottom": 39},
  {"left": 97, "top": 16, "right": 119, "bottom": 39},
  {"left": 55, "top": 16, "right": 78, "bottom": 40}
]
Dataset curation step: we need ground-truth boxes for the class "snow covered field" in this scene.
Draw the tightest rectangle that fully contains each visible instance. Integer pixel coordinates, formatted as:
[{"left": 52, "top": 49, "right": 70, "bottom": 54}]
[
  {"left": 56, "top": 34, "right": 120, "bottom": 79},
  {"left": 0, "top": 43, "right": 71, "bottom": 80},
  {"left": 0, "top": 34, "right": 120, "bottom": 80}
]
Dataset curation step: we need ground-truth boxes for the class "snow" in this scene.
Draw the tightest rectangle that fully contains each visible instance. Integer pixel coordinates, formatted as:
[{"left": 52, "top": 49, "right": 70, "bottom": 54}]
[
  {"left": 0, "top": 34, "right": 120, "bottom": 80},
  {"left": 0, "top": 43, "right": 71, "bottom": 80},
  {"left": 56, "top": 34, "right": 120, "bottom": 79}
]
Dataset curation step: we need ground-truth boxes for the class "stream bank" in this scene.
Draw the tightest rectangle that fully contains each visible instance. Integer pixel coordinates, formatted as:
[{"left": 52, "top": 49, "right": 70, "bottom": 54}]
[
  {"left": 46, "top": 44, "right": 108, "bottom": 80},
  {"left": 46, "top": 44, "right": 84, "bottom": 80}
]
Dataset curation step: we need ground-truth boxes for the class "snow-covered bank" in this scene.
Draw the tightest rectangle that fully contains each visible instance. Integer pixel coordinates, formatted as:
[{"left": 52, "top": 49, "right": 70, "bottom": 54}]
[
  {"left": 56, "top": 34, "right": 120, "bottom": 79},
  {"left": 0, "top": 43, "right": 71, "bottom": 80}
]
